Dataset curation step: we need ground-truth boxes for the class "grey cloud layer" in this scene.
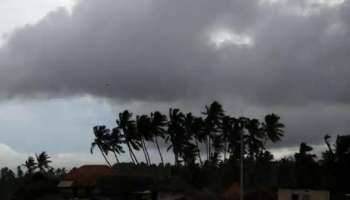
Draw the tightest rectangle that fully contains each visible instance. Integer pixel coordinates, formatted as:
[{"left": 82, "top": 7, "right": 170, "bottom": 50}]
[
  {"left": 2, "top": 0, "right": 349, "bottom": 105},
  {"left": 1, "top": 0, "right": 350, "bottom": 150}
]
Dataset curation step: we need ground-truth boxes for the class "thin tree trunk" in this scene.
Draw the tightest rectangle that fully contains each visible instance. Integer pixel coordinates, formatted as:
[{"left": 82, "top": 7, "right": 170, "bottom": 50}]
[
  {"left": 224, "top": 141, "right": 227, "bottom": 161},
  {"left": 141, "top": 139, "right": 150, "bottom": 165},
  {"left": 155, "top": 137, "right": 164, "bottom": 165},
  {"left": 129, "top": 145, "right": 139, "bottom": 165},
  {"left": 174, "top": 150, "right": 179, "bottom": 166},
  {"left": 97, "top": 145, "right": 112, "bottom": 167},
  {"left": 112, "top": 149, "right": 120, "bottom": 163},
  {"left": 126, "top": 143, "right": 136, "bottom": 164},
  {"left": 195, "top": 139, "right": 203, "bottom": 165},
  {"left": 144, "top": 140, "right": 152, "bottom": 165},
  {"left": 208, "top": 137, "right": 211, "bottom": 161}
]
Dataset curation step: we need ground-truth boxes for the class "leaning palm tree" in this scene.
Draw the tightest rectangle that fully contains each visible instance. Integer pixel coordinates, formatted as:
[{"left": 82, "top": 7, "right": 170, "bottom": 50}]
[
  {"left": 109, "top": 127, "right": 125, "bottom": 163},
  {"left": 35, "top": 151, "right": 52, "bottom": 173},
  {"left": 22, "top": 156, "right": 37, "bottom": 175},
  {"left": 117, "top": 110, "right": 142, "bottom": 164},
  {"left": 262, "top": 113, "right": 285, "bottom": 143},
  {"left": 150, "top": 111, "right": 168, "bottom": 165},
  {"left": 136, "top": 114, "right": 153, "bottom": 165},
  {"left": 167, "top": 108, "right": 186, "bottom": 166},
  {"left": 185, "top": 113, "right": 204, "bottom": 165},
  {"left": 91, "top": 126, "right": 113, "bottom": 167}
]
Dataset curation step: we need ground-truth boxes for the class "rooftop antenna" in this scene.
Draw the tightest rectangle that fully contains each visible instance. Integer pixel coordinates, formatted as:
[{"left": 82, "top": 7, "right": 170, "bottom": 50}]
[{"left": 240, "top": 107, "right": 244, "bottom": 200}]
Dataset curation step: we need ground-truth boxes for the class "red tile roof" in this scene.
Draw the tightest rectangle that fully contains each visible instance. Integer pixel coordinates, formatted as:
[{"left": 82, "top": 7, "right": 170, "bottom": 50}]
[{"left": 64, "top": 165, "right": 116, "bottom": 187}]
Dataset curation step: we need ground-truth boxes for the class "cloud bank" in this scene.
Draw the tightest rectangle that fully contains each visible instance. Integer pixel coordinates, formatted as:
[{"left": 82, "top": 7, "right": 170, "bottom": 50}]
[{"left": 0, "top": 0, "right": 350, "bottom": 158}]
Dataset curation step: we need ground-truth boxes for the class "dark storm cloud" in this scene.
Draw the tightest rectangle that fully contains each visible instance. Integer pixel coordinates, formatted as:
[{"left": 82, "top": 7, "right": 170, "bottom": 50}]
[
  {"left": 1, "top": 0, "right": 349, "bottom": 106},
  {"left": 0, "top": 0, "right": 259, "bottom": 102},
  {"left": 0, "top": 0, "right": 350, "bottom": 149}
]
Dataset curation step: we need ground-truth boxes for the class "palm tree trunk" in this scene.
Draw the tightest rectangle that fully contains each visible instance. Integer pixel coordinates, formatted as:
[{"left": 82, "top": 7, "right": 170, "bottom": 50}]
[
  {"left": 224, "top": 141, "right": 227, "bottom": 161},
  {"left": 155, "top": 137, "right": 164, "bottom": 165},
  {"left": 97, "top": 145, "right": 112, "bottom": 167},
  {"left": 141, "top": 139, "right": 150, "bottom": 165},
  {"left": 144, "top": 141, "right": 152, "bottom": 165},
  {"left": 129, "top": 145, "right": 139, "bottom": 165},
  {"left": 126, "top": 143, "right": 136, "bottom": 164},
  {"left": 207, "top": 137, "right": 211, "bottom": 161},
  {"left": 112, "top": 149, "right": 120, "bottom": 163},
  {"left": 195, "top": 139, "right": 203, "bottom": 165}
]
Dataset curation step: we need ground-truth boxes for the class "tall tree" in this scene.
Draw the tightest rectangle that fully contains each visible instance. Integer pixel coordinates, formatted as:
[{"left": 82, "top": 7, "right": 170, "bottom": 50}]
[
  {"left": 35, "top": 152, "right": 52, "bottom": 173},
  {"left": 117, "top": 110, "right": 142, "bottom": 164},
  {"left": 167, "top": 108, "right": 186, "bottom": 166},
  {"left": 185, "top": 113, "right": 204, "bottom": 165},
  {"left": 202, "top": 101, "right": 224, "bottom": 162},
  {"left": 22, "top": 156, "right": 37, "bottom": 175},
  {"left": 136, "top": 114, "right": 153, "bottom": 165},
  {"left": 221, "top": 116, "right": 233, "bottom": 161},
  {"left": 262, "top": 114, "right": 285, "bottom": 143},
  {"left": 91, "top": 126, "right": 113, "bottom": 167},
  {"left": 109, "top": 127, "right": 125, "bottom": 163},
  {"left": 245, "top": 118, "right": 264, "bottom": 160},
  {"left": 150, "top": 111, "right": 168, "bottom": 166}
]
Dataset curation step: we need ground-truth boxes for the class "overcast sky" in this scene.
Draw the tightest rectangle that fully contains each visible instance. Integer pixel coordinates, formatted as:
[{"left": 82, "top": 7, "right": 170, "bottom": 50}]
[{"left": 1, "top": 0, "right": 349, "bottom": 168}]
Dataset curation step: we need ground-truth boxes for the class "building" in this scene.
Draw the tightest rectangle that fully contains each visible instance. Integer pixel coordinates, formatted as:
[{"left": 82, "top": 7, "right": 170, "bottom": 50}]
[
  {"left": 278, "top": 188, "right": 330, "bottom": 200},
  {"left": 57, "top": 165, "right": 117, "bottom": 198},
  {"left": 57, "top": 164, "right": 157, "bottom": 200}
]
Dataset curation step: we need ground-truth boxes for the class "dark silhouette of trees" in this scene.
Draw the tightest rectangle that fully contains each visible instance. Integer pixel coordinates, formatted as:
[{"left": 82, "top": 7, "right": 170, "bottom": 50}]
[
  {"left": 35, "top": 152, "right": 52, "bottom": 173},
  {"left": 88, "top": 101, "right": 287, "bottom": 167},
  {"left": 22, "top": 156, "right": 37, "bottom": 175},
  {"left": 116, "top": 110, "right": 142, "bottom": 164},
  {"left": 90, "top": 126, "right": 113, "bottom": 167},
  {"left": 150, "top": 111, "right": 168, "bottom": 166},
  {"left": 167, "top": 108, "right": 186, "bottom": 166},
  {"left": 262, "top": 114, "right": 284, "bottom": 143}
]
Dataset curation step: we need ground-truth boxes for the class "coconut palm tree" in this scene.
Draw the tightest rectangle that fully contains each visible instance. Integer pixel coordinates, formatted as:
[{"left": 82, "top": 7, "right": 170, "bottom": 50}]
[
  {"left": 167, "top": 108, "right": 186, "bottom": 166},
  {"left": 185, "top": 113, "right": 204, "bottom": 165},
  {"left": 117, "top": 110, "right": 142, "bottom": 164},
  {"left": 202, "top": 101, "right": 224, "bottom": 161},
  {"left": 22, "top": 156, "right": 37, "bottom": 175},
  {"left": 245, "top": 118, "right": 264, "bottom": 160},
  {"left": 221, "top": 116, "right": 233, "bottom": 161},
  {"left": 109, "top": 127, "right": 125, "bottom": 163},
  {"left": 35, "top": 151, "right": 52, "bottom": 173},
  {"left": 181, "top": 142, "right": 199, "bottom": 167},
  {"left": 136, "top": 114, "right": 153, "bottom": 165},
  {"left": 150, "top": 111, "right": 168, "bottom": 165},
  {"left": 91, "top": 126, "right": 113, "bottom": 167},
  {"left": 262, "top": 114, "right": 285, "bottom": 143},
  {"left": 23, "top": 157, "right": 36, "bottom": 174},
  {"left": 227, "top": 117, "right": 245, "bottom": 160}
]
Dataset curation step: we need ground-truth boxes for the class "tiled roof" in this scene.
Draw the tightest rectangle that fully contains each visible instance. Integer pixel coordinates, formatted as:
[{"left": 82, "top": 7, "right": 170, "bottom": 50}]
[{"left": 63, "top": 165, "right": 116, "bottom": 187}]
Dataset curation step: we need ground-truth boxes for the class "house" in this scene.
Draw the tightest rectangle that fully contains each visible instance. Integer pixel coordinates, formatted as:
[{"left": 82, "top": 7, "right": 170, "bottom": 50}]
[
  {"left": 57, "top": 164, "right": 157, "bottom": 200},
  {"left": 57, "top": 165, "right": 117, "bottom": 198},
  {"left": 278, "top": 188, "right": 330, "bottom": 200}
]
